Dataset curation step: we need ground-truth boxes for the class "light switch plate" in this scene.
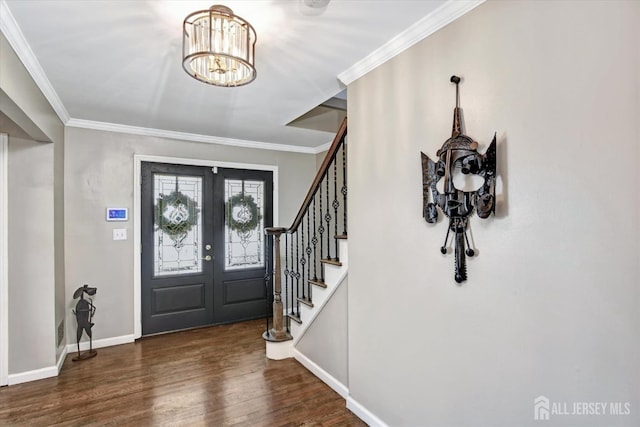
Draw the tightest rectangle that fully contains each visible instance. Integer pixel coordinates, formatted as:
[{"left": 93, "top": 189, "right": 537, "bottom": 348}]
[{"left": 113, "top": 228, "right": 127, "bottom": 241}]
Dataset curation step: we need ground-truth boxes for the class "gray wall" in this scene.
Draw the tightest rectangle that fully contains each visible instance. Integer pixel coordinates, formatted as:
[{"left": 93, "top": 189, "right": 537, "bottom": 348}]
[
  {"left": 315, "top": 150, "right": 327, "bottom": 171},
  {"left": 54, "top": 129, "right": 65, "bottom": 358},
  {"left": 64, "top": 126, "right": 318, "bottom": 342},
  {"left": 297, "top": 276, "right": 348, "bottom": 386},
  {"left": 7, "top": 136, "right": 56, "bottom": 374},
  {"left": 347, "top": 1, "right": 639, "bottom": 426},
  {"left": 1, "top": 32, "right": 65, "bottom": 376},
  {"left": 0, "top": 33, "right": 63, "bottom": 144}
]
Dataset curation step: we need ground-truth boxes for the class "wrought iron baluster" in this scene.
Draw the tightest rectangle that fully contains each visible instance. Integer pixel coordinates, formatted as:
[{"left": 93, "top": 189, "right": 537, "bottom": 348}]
[
  {"left": 318, "top": 183, "right": 325, "bottom": 261},
  {"left": 312, "top": 196, "right": 318, "bottom": 281},
  {"left": 325, "top": 171, "right": 331, "bottom": 260},
  {"left": 306, "top": 211, "right": 312, "bottom": 301},
  {"left": 295, "top": 231, "right": 300, "bottom": 317},
  {"left": 284, "top": 233, "right": 289, "bottom": 331},
  {"left": 300, "top": 216, "right": 306, "bottom": 300},
  {"left": 333, "top": 155, "right": 339, "bottom": 261},
  {"left": 289, "top": 232, "right": 294, "bottom": 316},
  {"left": 342, "top": 142, "right": 347, "bottom": 236}
]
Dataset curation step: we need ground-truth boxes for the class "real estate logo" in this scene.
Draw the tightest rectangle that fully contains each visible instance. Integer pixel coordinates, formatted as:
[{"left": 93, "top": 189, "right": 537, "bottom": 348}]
[
  {"left": 533, "top": 395, "right": 631, "bottom": 421},
  {"left": 534, "top": 396, "right": 550, "bottom": 421}
]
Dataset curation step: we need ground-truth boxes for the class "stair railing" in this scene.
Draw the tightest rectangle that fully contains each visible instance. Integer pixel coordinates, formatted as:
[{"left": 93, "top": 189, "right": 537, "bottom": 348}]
[{"left": 263, "top": 117, "right": 348, "bottom": 342}]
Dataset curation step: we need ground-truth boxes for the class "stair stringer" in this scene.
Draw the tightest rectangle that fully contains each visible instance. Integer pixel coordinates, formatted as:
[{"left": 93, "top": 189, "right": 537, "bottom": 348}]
[{"left": 290, "top": 238, "right": 348, "bottom": 346}]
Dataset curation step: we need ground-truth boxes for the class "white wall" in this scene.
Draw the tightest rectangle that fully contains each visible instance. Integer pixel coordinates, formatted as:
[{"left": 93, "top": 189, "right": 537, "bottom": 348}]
[
  {"left": 64, "top": 127, "right": 318, "bottom": 342},
  {"left": 347, "top": 1, "right": 639, "bottom": 426}
]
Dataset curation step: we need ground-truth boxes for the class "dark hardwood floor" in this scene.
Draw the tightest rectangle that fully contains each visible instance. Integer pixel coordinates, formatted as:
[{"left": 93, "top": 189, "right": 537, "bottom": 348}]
[{"left": 0, "top": 319, "right": 366, "bottom": 426}]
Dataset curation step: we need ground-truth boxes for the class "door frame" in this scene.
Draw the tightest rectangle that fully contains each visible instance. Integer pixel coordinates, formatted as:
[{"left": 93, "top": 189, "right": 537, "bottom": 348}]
[
  {"left": 1, "top": 134, "right": 8, "bottom": 386},
  {"left": 133, "top": 155, "right": 278, "bottom": 339}
]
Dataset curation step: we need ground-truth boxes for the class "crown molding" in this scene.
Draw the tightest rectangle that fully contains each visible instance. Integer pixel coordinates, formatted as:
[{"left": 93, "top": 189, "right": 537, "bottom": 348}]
[
  {"left": 0, "top": 0, "right": 70, "bottom": 123},
  {"left": 337, "top": 0, "right": 485, "bottom": 86},
  {"left": 66, "top": 118, "right": 329, "bottom": 154}
]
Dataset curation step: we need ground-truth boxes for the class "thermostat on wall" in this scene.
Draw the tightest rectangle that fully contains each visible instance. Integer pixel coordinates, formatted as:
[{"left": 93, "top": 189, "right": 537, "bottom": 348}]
[{"left": 106, "top": 208, "right": 128, "bottom": 221}]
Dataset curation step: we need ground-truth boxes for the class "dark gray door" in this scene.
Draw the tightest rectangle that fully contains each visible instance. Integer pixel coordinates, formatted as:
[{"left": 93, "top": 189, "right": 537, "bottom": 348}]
[
  {"left": 212, "top": 168, "right": 273, "bottom": 323},
  {"left": 141, "top": 163, "right": 272, "bottom": 335}
]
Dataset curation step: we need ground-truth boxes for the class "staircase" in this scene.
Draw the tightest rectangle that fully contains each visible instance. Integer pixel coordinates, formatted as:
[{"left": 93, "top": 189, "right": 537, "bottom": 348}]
[
  {"left": 263, "top": 118, "right": 348, "bottom": 359},
  {"left": 266, "top": 239, "right": 348, "bottom": 359}
]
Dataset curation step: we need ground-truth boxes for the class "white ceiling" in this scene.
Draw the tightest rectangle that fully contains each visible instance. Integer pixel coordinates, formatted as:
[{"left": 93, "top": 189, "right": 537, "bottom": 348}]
[{"left": 2, "top": 0, "right": 481, "bottom": 152}]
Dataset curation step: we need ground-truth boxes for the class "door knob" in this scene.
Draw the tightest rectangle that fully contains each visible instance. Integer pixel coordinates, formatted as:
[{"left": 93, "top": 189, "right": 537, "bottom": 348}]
[{"left": 201, "top": 255, "right": 212, "bottom": 261}]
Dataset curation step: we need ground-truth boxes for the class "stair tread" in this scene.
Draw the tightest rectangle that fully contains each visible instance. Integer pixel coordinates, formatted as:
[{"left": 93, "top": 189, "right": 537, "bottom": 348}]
[
  {"left": 287, "top": 313, "right": 302, "bottom": 324},
  {"left": 297, "top": 297, "right": 314, "bottom": 307},
  {"left": 308, "top": 279, "right": 327, "bottom": 288},
  {"left": 321, "top": 258, "right": 342, "bottom": 267},
  {"left": 335, "top": 234, "right": 348, "bottom": 240}
]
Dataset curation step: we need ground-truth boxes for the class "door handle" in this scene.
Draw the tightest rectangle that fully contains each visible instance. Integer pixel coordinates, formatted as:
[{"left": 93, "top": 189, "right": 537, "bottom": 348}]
[{"left": 201, "top": 255, "right": 212, "bottom": 261}]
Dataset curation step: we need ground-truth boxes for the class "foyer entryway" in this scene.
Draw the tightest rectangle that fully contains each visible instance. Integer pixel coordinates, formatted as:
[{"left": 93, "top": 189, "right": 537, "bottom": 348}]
[{"left": 141, "top": 162, "right": 273, "bottom": 335}]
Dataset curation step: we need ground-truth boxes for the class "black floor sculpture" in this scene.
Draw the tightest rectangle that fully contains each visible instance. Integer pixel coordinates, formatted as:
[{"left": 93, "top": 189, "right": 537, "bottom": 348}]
[{"left": 72, "top": 284, "right": 97, "bottom": 361}]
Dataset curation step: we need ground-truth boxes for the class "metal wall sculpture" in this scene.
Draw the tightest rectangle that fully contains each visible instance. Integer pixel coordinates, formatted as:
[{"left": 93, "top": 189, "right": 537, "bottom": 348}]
[
  {"left": 421, "top": 76, "right": 497, "bottom": 283},
  {"left": 72, "top": 284, "right": 97, "bottom": 361}
]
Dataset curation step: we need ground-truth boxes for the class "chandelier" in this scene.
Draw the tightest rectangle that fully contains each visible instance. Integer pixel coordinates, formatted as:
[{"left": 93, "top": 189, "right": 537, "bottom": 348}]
[{"left": 182, "top": 5, "right": 257, "bottom": 87}]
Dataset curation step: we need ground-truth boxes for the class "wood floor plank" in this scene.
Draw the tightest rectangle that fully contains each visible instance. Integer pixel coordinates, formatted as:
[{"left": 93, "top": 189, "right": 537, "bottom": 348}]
[{"left": 0, "top": 319, "right": 365, "bottom": 427}]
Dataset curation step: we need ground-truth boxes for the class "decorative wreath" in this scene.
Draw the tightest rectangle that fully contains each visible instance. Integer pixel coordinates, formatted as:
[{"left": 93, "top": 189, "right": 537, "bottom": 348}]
[
  {"left": 155, "top": 191, "right": 199, "bottom": 239},
  {"left": 226, "top": 194, "right": 261, "bottom": 234}
]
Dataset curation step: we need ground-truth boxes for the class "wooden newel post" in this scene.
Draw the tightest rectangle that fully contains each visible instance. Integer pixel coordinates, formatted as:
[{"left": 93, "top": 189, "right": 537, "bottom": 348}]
[{"left": 263, "top": 227, "right": 291, "bottom": 342}]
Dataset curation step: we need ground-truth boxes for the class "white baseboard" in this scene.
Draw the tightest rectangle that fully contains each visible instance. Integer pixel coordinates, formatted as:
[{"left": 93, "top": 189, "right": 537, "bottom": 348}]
[
  {"left": 56, "top": 345, "right": 68, "bottom": 373},
  {"left": 65, "top": 334, "right": 135, "bottom": 354},
  {"left": 7, "top": 365, "right": 58, "bottom": 385},
  {"left": 346, "top": 396, "right": 389, "bottom": 427},
  {"left": 294, "top": 348, "right": 348, "bottom": 399},
  {"left": 294, "top": 349, "right": 386, "bottom": 427},
  {"left": 7, "top": 334, "right": 134, "bottom": 386}
]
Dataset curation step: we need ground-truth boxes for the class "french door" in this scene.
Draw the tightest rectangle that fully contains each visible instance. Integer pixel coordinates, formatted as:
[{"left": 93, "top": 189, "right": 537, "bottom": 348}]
[{"left": 141, "top": 162, "right": 273, "bottom": 335}]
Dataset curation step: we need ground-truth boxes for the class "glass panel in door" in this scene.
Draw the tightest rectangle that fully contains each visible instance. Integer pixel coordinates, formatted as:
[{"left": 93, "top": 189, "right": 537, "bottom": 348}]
[
  {"left": 153, "top": 174, "right": 203, "bottom": 276},
  {"left": 224, "top": 179, "right": 265, "bottom": 271}
]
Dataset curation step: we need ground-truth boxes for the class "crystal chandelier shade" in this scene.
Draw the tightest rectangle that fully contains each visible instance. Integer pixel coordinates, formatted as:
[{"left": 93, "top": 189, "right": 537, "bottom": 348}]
[{"left": 182, "top": 5, "right": 257, "bottom": 87}]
